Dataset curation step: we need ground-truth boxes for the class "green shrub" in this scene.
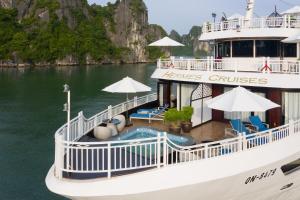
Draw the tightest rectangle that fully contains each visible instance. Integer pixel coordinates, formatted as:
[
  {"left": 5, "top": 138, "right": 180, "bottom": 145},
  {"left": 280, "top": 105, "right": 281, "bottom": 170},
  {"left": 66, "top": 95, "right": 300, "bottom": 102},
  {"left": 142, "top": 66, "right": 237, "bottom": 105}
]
[
  {"left": 164, "top": 108, "right": 182, "bottom": 126},
  {"left": 181, "top": 106, "right": 194, "bottom": 122}
]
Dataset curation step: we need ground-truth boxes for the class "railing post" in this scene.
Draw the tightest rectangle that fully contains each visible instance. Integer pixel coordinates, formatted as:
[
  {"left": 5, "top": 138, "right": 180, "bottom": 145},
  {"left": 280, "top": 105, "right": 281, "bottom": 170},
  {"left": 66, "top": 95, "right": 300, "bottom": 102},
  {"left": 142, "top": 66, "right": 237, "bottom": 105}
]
[
  {"left": 242, "top": 133, "right": 248, "bottom": 149},
  {"left": 157, "top": 134, "right": 161, "bottom": 168},
  {"left": 206, "top": 56, "right": 211, "bottom": 71},
  {"left": 187, "top": 59, "right": 191, "bottom": 70},
  {"left": 107, "top": 143, "right": 111, "bottom": 178},
  {"left": 163, "top": 132, "right": 167, "bottom": 167},
  {"left": 268, "top": 130, "right": 273, "bottom": 143},
  {"left": 54, "top": 135, "right": 64, "bottom": 179},
  {"left": 289, "top": 119, "right": 295, "bottom": 135},
  {"left": 238, "top": 135, "right": 243, "bottom": 151},
  {"left": 134, "top": 96, "right": 138, "bottom": 107},
  {"left": 204, "top": 144, "right": 208, "bottom": 158},
  {"left": 78, "top": 111, "right": 84, "bottom": 137},
  {"left": 108, "top": 105, "right": 112, "bottom": 120},
  {"left": 157, "top": 58, "right": 161, "bottom": 69},
  {"left": 210, "top": 56, "right": 214, "bottom": 71}
]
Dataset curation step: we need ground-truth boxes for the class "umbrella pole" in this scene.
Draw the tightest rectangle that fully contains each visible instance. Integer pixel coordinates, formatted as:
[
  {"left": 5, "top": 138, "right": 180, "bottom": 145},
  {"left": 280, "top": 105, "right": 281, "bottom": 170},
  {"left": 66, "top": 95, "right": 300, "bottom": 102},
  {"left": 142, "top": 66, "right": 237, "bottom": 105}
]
[{"left": 126, "top": 93, "right": 132, "bottom": 127}]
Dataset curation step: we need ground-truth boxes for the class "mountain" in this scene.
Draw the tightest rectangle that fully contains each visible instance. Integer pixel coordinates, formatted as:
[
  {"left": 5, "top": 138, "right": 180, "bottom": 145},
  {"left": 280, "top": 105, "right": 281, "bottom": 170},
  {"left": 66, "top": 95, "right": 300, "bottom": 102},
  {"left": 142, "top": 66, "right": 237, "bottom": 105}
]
[
  {"left": 169, "top": 26, "right": 212, "bottom": 58},
  {"left": 0, "top": 0, "right": 166, "bottom": 66}
]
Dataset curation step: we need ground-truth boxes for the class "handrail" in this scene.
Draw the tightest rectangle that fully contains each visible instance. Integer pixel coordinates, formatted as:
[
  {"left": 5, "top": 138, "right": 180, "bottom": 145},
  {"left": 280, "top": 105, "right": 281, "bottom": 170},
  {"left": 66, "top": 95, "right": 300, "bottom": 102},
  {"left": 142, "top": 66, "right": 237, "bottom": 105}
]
[
  {"left": 203, "top": 16, "right": 300, "bottom": 33},
  {"left": 54, "top": 117, "right": 300, "bottom": 179},
  {"left": 157, "top": 57, "right": 300, "bottom": 75}
]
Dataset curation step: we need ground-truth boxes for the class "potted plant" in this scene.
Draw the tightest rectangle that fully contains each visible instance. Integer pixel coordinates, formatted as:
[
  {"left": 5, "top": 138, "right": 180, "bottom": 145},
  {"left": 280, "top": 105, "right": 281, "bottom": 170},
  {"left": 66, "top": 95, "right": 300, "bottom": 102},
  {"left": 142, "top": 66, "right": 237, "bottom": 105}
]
[
  {"left": 164, "top": 108, "right": 182, "bottom": 134},
  {"left": 181, "top": 106, "right": 194, "bottom": 133}
]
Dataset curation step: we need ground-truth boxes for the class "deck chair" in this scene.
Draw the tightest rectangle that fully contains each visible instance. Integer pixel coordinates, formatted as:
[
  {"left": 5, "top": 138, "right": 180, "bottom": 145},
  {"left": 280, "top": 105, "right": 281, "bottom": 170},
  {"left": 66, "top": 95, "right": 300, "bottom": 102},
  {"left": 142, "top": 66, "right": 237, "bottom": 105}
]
[
  {"left": 249, "top": 116, "right": 269, "bottom": 132},
  {"left": 229, "top": 119, "right": 256, "bottom": 139},
  {"left": 130, "top": 107, "right": 166, "bottom": 123}
]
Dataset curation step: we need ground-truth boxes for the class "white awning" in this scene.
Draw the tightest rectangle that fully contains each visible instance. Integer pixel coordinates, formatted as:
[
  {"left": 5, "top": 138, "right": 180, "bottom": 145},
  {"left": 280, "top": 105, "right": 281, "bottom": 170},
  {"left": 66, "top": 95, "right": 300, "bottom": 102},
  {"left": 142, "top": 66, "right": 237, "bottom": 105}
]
[
  {"left": 281, "top": 6, "right": 300, "bottom": 15},
  {"left": 282, "top": 35, "right": 300, "bottom": 43}
]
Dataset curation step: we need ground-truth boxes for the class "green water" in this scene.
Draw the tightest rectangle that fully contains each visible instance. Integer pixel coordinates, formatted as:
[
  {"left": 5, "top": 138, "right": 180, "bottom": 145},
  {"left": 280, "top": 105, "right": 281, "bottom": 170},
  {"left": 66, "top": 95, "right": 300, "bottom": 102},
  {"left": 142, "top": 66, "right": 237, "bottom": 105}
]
[{"left": 0, "top": 64, "right": 157, "bottom": 200}]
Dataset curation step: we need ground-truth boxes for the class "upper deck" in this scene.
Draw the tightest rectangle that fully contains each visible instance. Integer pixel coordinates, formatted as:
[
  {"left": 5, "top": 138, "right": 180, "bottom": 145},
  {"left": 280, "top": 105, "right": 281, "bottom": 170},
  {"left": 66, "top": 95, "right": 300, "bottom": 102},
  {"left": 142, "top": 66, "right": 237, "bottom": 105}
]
[
  {"left": 151, "top": 57, "right": 300, "bottom": 89},
  {"left": 200, "top": 16, "right": 300, "bottom": 41}
]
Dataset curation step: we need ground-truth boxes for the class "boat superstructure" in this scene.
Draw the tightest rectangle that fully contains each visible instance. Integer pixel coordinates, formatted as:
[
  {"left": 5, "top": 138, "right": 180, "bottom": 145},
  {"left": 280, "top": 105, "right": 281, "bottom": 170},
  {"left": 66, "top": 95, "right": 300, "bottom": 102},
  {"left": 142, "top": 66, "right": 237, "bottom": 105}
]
[{"left": 46, "top": 1, "right": 300, "bottom": 200}]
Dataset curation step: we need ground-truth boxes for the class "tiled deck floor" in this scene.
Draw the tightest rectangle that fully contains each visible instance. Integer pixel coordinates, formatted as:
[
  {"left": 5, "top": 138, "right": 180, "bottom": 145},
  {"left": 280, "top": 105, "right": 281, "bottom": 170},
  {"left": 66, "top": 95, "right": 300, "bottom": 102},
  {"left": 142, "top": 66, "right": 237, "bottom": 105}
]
[{"left": 126, "top": 119, "right": 232, "bottom": 144}]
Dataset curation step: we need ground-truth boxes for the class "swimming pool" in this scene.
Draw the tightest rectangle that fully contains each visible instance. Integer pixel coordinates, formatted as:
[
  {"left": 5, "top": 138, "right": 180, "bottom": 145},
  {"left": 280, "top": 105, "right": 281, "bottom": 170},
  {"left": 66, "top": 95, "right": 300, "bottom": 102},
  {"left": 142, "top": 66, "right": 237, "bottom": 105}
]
[{"left": 111, "top": 127, "right": 195, "bottom": 146}]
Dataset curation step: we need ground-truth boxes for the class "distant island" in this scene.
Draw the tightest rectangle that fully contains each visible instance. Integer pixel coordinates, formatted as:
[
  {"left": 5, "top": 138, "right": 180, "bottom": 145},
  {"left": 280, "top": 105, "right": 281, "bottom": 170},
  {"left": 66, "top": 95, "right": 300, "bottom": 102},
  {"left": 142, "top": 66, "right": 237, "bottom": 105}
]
[{"left": 0, "top": 0, "right": 209, "bottom": 67}]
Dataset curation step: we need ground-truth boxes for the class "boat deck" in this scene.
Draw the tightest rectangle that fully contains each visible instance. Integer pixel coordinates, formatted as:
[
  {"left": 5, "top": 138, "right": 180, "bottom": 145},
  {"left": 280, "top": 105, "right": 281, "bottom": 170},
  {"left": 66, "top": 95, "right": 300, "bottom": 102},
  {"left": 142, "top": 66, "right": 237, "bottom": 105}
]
[
  {"left": 126, "top": 119, "right": 231, "bottom": 144},
  {"left": 63, "top": 120, "right": 231, "bottom": 180}
]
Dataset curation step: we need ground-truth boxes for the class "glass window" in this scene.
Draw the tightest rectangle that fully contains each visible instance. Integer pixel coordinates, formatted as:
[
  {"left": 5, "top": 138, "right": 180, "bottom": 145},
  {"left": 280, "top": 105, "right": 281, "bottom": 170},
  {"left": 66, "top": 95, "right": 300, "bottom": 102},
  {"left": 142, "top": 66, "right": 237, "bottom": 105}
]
[
  {"left": 256, "top": 40, "right": 280, "bottom": 57},
  {"left": 217, "top": 42, "right": 231, "bottom": 57},
  {"left": 281, "top": 159, "right": 300, "bottom": 175},
  {"left": 232, "top": 40, "right": 253, "bottom": 57},
  {"left": 284, "top": 43, "right": 297, "bottom": 57},
  {"left": 282, "top": 92, "right": 300, "bottom": 123}
]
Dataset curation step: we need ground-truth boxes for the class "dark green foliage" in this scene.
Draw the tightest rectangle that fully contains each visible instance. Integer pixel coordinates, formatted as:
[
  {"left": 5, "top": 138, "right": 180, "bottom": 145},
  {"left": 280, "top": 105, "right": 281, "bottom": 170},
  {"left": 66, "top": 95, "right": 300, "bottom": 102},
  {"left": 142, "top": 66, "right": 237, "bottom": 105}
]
[
  {"left": 129, "top": 0, "right": 146, "bottom": 15},
  {"left": 0, "top": 2, "right": 121, "bottom": 64}
]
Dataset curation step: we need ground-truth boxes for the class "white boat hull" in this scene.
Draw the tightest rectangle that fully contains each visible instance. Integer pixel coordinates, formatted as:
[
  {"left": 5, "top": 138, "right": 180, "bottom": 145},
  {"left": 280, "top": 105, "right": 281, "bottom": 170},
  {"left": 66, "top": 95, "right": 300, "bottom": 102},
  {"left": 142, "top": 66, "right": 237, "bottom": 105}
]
[{"left": 46, "top": 132, "right": 300, "bottom": 200}]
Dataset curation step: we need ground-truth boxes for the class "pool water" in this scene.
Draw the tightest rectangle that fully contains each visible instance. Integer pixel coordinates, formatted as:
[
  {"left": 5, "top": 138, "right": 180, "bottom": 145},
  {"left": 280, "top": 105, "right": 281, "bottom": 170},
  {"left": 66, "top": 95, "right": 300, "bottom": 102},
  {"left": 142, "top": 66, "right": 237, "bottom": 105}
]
[{"left": 112, "top": 127, "right": 195, "bottom": 146}]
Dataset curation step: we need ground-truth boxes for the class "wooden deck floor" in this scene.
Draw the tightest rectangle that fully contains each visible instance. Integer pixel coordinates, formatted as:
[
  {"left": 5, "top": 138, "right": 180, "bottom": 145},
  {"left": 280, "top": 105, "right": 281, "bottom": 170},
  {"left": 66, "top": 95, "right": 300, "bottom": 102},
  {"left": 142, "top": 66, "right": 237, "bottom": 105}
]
[{"left": 126, "top": 120, "right": 231, "bottom": 144}]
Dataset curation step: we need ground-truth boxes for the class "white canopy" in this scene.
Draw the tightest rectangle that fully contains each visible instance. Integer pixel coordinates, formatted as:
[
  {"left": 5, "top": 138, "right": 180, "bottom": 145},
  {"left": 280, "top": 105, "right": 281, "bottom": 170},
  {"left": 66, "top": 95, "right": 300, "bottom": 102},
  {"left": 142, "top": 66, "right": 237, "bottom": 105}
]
[
  {"left": 282, "top": 35, "right": 300, "bottom": 43},
  {"left": 227, "top": 13, "right": 243, "bottom": 20},
  {"left": 281, "top": 6, "right": 300, "bottom": 15},
  {"left": 103, "top": 76, "right": 151, "bottom": 94},
  {"left": 206, "top": 87, "right": 280, "bottom": 112},
  {"left": 148, "top": 36, "right": 184, "bottom": 47}
]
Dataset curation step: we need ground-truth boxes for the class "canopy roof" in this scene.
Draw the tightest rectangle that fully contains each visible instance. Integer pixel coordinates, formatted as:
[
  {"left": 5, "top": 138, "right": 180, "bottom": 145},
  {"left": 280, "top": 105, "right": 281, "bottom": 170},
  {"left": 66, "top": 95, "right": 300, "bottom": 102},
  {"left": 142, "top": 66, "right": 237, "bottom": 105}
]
[
  {"left": 206, "top": 87, "right": 280, "bottom": 112},
  {"left": 282, "top": 6, "right": 300, "bottom": 15},
  {"left": 103, "top": 77, "right": 151, "bottom": 94},
  {"left": 282, "top": 34, "right": 300, "bottom": 43},
  {"left": 148, "top": 36, "right": 184, "bottom": 47}
]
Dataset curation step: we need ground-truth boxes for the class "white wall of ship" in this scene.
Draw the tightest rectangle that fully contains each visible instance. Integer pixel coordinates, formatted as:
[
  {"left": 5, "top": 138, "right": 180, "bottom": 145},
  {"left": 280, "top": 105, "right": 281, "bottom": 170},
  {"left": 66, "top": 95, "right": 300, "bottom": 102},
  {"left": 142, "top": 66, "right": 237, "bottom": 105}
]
[{"left": 160, "top": 83, "right": 300, "bottom": 125}]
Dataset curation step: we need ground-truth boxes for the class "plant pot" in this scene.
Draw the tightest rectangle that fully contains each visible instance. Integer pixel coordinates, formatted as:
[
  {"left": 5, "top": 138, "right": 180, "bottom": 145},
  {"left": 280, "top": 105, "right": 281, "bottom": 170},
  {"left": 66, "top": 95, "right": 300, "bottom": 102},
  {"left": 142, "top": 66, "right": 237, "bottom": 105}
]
[
  {"left": 181, "top": 122, "right": 193, "bottom": 133},
  {"left": 168, "top": 125, "right": 181, "bottom": 134}
]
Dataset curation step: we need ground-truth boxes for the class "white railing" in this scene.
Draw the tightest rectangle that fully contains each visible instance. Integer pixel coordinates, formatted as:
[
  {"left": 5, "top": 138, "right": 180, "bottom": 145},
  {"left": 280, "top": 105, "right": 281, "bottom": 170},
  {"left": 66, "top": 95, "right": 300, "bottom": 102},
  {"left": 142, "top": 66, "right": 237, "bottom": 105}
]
[
  {"left": 157, "top": 57, "right": 300, "bottom": 75},
  {"left": 54, "top": 93, "right": 157, "bottom": 178},
  {"left": 203, "top": 16, "right": 300, "bottom": 33},
  {"left": 54, "top": 118, "right": 300, "bottom": 179}
]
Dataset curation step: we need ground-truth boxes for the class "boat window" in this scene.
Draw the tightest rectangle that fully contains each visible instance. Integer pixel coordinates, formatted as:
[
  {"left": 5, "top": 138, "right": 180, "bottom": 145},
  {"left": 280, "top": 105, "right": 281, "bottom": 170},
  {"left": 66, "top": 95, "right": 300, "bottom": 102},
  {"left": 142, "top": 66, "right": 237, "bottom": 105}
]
[
  {"left": 281, "top": 159, "right": 300, "bottom": 175},
  {"left": 283, "top": 43, "right": 297, "bottom": 57},
  {"left": 256, "top": 40, "right": 280, "bottom": 57},
  {"left": 232, "top": 40, "right": 253, "bottom": 57},
  {"left": 217, "top": 42, "right": 231, "bottom": 57}
]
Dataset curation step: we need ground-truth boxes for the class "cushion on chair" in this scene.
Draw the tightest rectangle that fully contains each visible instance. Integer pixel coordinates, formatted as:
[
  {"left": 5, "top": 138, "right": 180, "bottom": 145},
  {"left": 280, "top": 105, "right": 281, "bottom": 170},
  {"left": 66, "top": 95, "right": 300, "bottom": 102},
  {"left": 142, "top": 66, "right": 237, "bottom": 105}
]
[
  {"left": 113, "top": 115, "right": 126, "bottom": 132},
  {"left": 249, "top": 116, "right": 268, "bottom": 132}
]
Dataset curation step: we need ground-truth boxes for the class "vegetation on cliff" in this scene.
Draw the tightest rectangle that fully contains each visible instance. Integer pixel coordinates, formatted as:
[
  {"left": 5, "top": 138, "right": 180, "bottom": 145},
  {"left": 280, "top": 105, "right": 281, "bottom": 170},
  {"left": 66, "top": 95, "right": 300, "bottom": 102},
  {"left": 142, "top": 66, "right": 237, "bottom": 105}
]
[{"left": 0, "top": 0, "right": 166, "bottom": 65}]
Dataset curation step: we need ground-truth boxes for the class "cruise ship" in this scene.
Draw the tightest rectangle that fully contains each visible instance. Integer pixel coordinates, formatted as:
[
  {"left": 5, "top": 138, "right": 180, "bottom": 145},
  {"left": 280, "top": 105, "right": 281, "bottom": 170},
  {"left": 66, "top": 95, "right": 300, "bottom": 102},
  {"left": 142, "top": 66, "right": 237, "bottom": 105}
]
[{"left": 46, "top": 1, "right": 300, "bottom": 199}]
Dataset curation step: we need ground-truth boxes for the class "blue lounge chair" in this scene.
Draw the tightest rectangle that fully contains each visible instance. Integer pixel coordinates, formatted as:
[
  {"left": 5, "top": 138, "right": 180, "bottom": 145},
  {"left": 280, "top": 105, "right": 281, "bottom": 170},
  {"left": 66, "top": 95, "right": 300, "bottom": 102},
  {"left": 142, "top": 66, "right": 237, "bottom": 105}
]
[
  {"left": 249, "top": 116, "right": 269, "bottom": 132},
  {"left": 130, "top": 107, "right": 166, "bottom": 123},
  {"left": 229, "top": 119, "right": 256, "bottom": 139}
]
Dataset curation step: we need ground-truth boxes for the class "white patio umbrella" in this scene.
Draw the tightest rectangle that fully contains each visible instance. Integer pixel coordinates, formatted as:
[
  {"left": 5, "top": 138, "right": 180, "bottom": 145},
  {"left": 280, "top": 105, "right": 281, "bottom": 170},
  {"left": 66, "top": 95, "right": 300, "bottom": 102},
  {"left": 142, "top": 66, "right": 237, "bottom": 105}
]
[
  {"left": 281, "top": 6, "right": 300, "bottom": 15},
  {"left": 149, "top": 36, "right": 184, "bottom": 57},
  {"left": 206, "top": 87, "right": 280, "bottom": 112},
  {"left": 149, "top": 36, "right": 185, "bottom": 47},
  {"left": 103, "top": 76, "right": 152, "bottom": 123}
]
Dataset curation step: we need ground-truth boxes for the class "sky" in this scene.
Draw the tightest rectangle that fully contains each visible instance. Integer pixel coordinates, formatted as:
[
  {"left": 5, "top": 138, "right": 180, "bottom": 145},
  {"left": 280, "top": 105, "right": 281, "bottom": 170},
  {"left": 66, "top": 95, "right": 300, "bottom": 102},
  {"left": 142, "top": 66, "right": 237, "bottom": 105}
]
[{"left": 88, "top": 0, "right": 300, "bottom": 34}]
